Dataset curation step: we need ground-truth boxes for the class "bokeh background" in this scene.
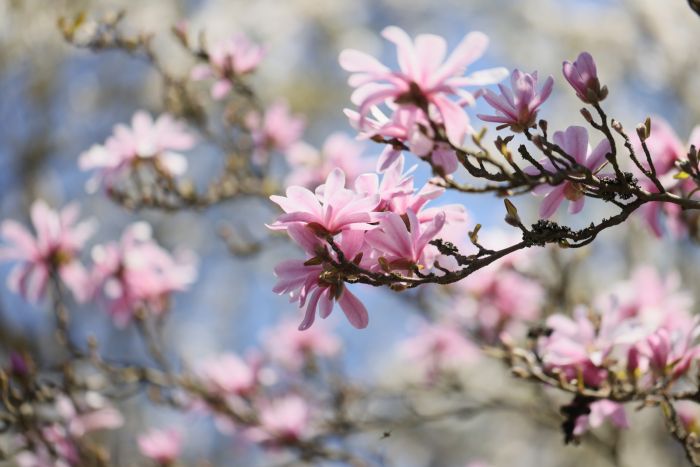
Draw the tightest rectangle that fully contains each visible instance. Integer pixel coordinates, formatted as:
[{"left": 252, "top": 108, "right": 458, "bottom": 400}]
[{"left": 1, "top": 0, "right": 700, "bottom": 465}]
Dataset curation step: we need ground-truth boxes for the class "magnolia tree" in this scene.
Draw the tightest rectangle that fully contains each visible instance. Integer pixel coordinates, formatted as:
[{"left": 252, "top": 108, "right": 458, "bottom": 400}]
[{"left": 3, "top": 5, "right": 700, "bottom": 466}]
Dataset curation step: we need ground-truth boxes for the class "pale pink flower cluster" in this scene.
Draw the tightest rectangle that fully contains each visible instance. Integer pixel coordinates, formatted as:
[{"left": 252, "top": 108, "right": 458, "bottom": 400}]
[
  {"left": 452, "top": 255, "right": 544, "bottom": 343},
  {"left": 262, "top": 319, "right": 340, "bottom": 370},
  {"left": 246, "top": 100, "right": 305, "bottom": 165},
  {"left": 632, "top": 117, "right": 700, "bottom": 237},
  {"left": 340, "top": 26, "right": 507, "bottom": 170},
  {"left": 79, "top": 111, "right": 196, "bottom": 192},
  {"left": 269, "top": 154, "right": 469, "bottom": 331},
  {"left": 538, "top": 266, "right": 700, "bottom": 435},
  {"left": 1, "top": 204, "right": 196, "bottom": 326},
  {"left": 400, "top": 321, "right": 479, "bottom": 382},
  {"left": 16, "top": 394, "right": 123, "bottom": 467},
  {"left": 138, "top": 428, "right": 182, "bottom": 465},
  {"left": 191, "top": 33, "right": 265, "bottom": 99},
  {"left": 284, "top": 132, "right": 373, "bottom": 189},
  {"left": 0, "top": 200, "right": 95, "bottom": 303},
  {"left": 89, "top": 222, "right": 197, "bottom": 327}
]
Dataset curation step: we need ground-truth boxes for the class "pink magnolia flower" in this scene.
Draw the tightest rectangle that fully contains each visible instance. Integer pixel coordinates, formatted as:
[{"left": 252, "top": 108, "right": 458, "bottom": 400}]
[
  {"left": 478, "top": 69, "right": 554, "bottom": 132},
  {"left": 284, "top": 132, "right": 372, "bottom": 188},
  {"left": 598, "top": 266, "right": 693, "bottom": 335},
  {"left": 79, "top": 111, "right": 195, "bottom": 191},
  {"left": 340, "top": 26, "right": 507, "bottom": 147},
  {"left": 246, "top": 100, "right": 305, "bottom": 165},
  {"left": 539, "top": 307, "right": 644, "bottom": 387},
  {"left": 269, "top": 168, "right": 380, "bottom": 235},
  {"left": 262, "top": 319, "right": 340, "bottom": 370},
  {"left": 573, "top": 400, "right": 628, "bottom": 436},
  {"left": 345, "top": 106, "right": 435, "bottom": 167},
  {"left": 249, "top": 395, "right": 311, "bottom": 445},
  {"left": 632, "top": 118, "right": 700, "bottom": 237},
  {"left": 562, "top": 52, "right": 607, "bottom": 104},
  {"left": 530, "top": 126, "right": 611, "bottom": 218},
  {"left": 365, "top": 209, "right": 446, "bottom": 272},
  {"left": 190, "top": 33, "right": 265, "bottom": 99},
  {"left": 196, "top": 353, "right": 258, "bottom": 396},
  {"left": 676, "top": 401, "right": 700, "bottom": 434},
  {"left": 90, "top": 223, "right": 197, "bottom": 327},
  {"left": 55, "top": 394, "right": 123, "bottom": 438},
  {"left": 138, "top": 428, "right": 182, "bottom": 465},
  {"left": 401, "top": 322, "right": 479, "bottom": 381},
  {"left": 634, "top": 324, "right": 700, "bottom": 382},
  {"left": 0, "top": 200, "right": 95, "bottom": 303},
  {"left": 272, "top": 225, "right": 369, "bottom": 330},
  {"left": 454, "top": 267, "right": 544, "bottom": 342}
]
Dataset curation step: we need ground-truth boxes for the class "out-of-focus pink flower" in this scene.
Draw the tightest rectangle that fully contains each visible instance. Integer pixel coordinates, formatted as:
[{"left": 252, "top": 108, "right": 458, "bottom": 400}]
[
  {"left": 635, "top": 323, "right": 700, "bottom": 381},
  {"left": 284, "top": 133, "right": 372, "bottom": 188},
  {"left": 401, "top": 322, "right": 479, "bottom": 381},
  {"left": 0, "top": 200, "right": 95, "bottom": 303},
  {"left": 454, "top": 267, "right": 543, "bottom": 342},
  {"left": 676, "top": 401, "right": 700, "bottom": 434},
  {"left": 263, "top": 319, "right": 340, "bottom": 370},
  {"left": 562, "top": 52, "right": 607, "bottom": 104},
  {"left": 55, "top": 394, "right": 123, "bottom": 438},
  {"left": 79, "top": 111, "right": 195, "bottom": 192},
  {"left": 249, "top": 395, "right": 311, "bottom": 445},
  {"left": 269, "top": 168, "right": 379, "bottom": 235},
  {"left": 539, "top": 307, "right": 644, "bottom": 387},
  {"left": 598, "top": 265, "right": 693, "bottom": 335},
  {"left": 90, "top": 222, "right": 197, "bottom": 327},
  {"left": 272, "top": 225, "right": 369, "bottom": 330},
  {"left": 573, "top": 400, "right": 628, "bottom": 436},
  {"left": 196, "top": 353, "right": 258, "bottom": 396},
  {"left": 138, "top": 428, "right": 182, "bottom": 465},
  {"left": 478, "top": 69, "right": 553, "bottom": 132},
  {"left": 340, "top": 26, "right": 507, "bottom": 147},
  {"left": 246, "top": 100, "right": 305, "bottom": 165},
  {"left": 632, "top": 118, "right": 700, "bottom": 237},
  {"left": 529, "top": 126, "right": 611, "bottom": 218},
  {"left": 190, "top": 33, "right": 265, "bottom": 99},
  {"left": 365, "top": 209, "right": 446, "bottom": 273}
]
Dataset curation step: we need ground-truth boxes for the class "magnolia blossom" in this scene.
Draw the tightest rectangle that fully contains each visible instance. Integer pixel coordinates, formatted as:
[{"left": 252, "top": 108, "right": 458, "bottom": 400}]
[
  {"left": 454, "top": 266, "right": 544, "bottom": 342},
  {"left": 0, "top": 200, "right": 95, "bottom": 303},
  {"left": 191, "top": 33, "right": 265, "bottom": 99},
  {"left": 530, "top": 126, "right": 611, "bottom": 218},
  {"left": 262, "top": 319, "right": 340, "bottom": 370},
  {"left": 598, "top": 265, "right": 693, "bottom": 334},
  {"left": 284, "top": 132, "right": 372, "bottom": 188},
  {"left": 562, "top": 52, "right": 607, "bottom": 103},
  {"left": 632, "top": 324, "right": 700, "bottom": 382},
  {"left": 401, "top": 322, "right": 479, "bottom": 381},
  {"left": 540, "top": 307, "right": 644, "bottom": 387},
  {"left": 345, "top": 106, "right": 435, "bottom": 167},
  {"left": 138, "top": 428, "right": 182, "bottom": 465},
  {"left": 365, "top": 209, "right": 446, "bottom": 273},
  {"left": 16, "top": 395, "right": 123, "bottom": 467},
  {"left": 340, "top": 26, "right": 507, "bottom": 147},
  {"left": 573, "top": 400, "right": 628, "bottom": 436},
  {"left": 478, "top": 69, "right": 554, "bottom": 132},
  {"left": 632, "top": 118, "right": 700, "bottom": 237},
  {"left": 246, "top": 100, "right": 305, "bottom": 165},
  {"left": 90, "top": 223, "right": 197, "bottom": 327},
  {"left": 248, "top": 395, "right": 311, "bottom": 445},
  {"left": 269, "top": 168, "right": 380, "bottom": 234},
  {"left": 196, "top": 353, "right": 258, "bottom": 396},
  {"left": 79, "top": 111, "right": 195, "bottom": 191},
  {"left": 272, "top": 225, "right": 369, "bottom": 330}
]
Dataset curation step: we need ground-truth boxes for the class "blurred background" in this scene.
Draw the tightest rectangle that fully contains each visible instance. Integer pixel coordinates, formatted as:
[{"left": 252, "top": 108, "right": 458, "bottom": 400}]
[{"left": 1, "top": 0, "right": 700, "bottom": 465}]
